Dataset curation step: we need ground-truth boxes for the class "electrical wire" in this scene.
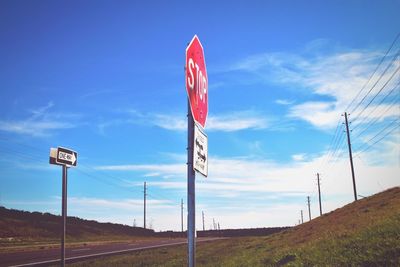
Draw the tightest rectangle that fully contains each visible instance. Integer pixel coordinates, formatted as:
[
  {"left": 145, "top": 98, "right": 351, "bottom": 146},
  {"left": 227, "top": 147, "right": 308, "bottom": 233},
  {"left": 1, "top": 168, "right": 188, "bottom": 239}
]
[
  {"left": 354, "top": 119, "right": 400, "bottom": 153},
  {"left": 352, "top": 80, "right": 400, "bottom": 132},
  {"left": 346, "top": 32, "right": 400, "bottom": 113},
  {"left": 354, "top": 123, "right": 400, "bottom": 156},
  {"left": 352, "top": 65, "right": 400, "bottom": 123}
]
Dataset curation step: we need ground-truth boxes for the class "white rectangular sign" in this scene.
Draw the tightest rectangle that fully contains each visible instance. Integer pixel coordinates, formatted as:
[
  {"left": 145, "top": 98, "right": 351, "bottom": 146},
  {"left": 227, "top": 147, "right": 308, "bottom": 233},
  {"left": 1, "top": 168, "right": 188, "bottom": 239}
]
[
  {"left": 49, "top": 147, "right": 77, "bottom": 167},
  {"left": 193, "top": 123, "right": 208, "bottom": 177}
]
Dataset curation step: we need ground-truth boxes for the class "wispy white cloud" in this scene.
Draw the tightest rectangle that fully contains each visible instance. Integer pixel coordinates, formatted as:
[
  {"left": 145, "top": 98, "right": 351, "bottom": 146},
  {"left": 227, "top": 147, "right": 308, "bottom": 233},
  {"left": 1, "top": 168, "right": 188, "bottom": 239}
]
[
  {"left": 69, "top": 197, "right": 173, "bottom": 210},
  {"left": 153, "top": 112, "right": 269, "bottom": 132},
  {"left": 95, "top": 163, "right": 185, "bottom": 178},
  {"left": 77, "top": 124, "right": 399, "bottom": 230},
  {"left": 275, "top": 99, "right": 294, "bottom": 105},
  {"left": 228, "top": 45, "right": 400, "bottom": 130},
  {"left": 292, "top": 153, "right": 307, "bottom": 161},
  {"left": 207, "top": 111, "right": 268, "bottom": 131},
  {"left": 0, "top": 102, "right": 78, "bottom": 137},
  {"left": 65, "top": 196, "right": 179, "bottom": 229},
  {"left": 288, "top": 101, "right": 340, "bottom": 128},
  {"left": 0, "top": 120, "right": 75, "bottom": 137},
  {"left": 95, "top": 145, "right": 399, "bottom": 197},
  {"left": 150, "top": 114, "right": 186, "bottom": 131},
  {"left": 99, "top": 109, "right": 271, "bottom": 132}
]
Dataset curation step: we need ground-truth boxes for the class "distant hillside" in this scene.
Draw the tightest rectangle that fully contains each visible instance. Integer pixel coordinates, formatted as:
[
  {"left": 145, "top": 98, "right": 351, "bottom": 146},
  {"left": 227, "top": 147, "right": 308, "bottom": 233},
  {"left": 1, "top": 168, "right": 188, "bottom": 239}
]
[
  {"left": 197, "top": 227, "right": 290, "bottom": 238},
  {"left": 0, "top": 207, "right": 289, "bottom": 243},
  {"left": 0, "top": 207, "right": 154, "bottom": 241}
]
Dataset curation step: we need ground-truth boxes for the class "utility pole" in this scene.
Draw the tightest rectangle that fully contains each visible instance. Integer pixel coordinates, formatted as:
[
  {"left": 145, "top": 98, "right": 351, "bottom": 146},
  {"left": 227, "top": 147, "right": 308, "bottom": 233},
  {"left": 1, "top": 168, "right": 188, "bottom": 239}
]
[
  {"left": 181, "top": 199, "right": 184, "bottom": 232},
  {"left": 301, "top": 210, "right": 304, "bottom": 224},
  {"left": 317, "top": 173, "right": 322, "bottom": 216},
  {"left": 144, "top": 182, "right": 147, "bottom": 229},
  {"left": 202, "top": 211, "right": 205, "bottom": 231},
  {"left": 218, "top": 222, "right": 220, "bottom": 231},
  {"left": 307, "top": 196, "right": 311, "bottom": 221},
  {"left": 344, "top": 112, "right": 358, "bottom": 201},
  {"left": 213, "top": 218, "right": 216, "bottom": 230}
]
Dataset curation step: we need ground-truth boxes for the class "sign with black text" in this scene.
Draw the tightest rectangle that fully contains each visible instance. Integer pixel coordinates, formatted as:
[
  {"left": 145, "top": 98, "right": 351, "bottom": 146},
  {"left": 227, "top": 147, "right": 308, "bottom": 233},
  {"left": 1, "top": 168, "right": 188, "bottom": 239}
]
[
  {"left": 50, "top": 147, "right": 78, "bottom": 167},
  {"left": 193, "top": 123, "right": 208, "bottom": 177}
]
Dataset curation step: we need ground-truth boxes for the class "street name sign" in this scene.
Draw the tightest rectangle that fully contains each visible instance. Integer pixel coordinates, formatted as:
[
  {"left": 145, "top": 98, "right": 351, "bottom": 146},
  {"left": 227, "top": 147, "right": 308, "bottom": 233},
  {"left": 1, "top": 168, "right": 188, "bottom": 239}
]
[
  {"left": 185, "top": 35, "right": 208, "bottom": 129},
  {"left": 194, "top": 123, "right": 208, "bottom": 177}
]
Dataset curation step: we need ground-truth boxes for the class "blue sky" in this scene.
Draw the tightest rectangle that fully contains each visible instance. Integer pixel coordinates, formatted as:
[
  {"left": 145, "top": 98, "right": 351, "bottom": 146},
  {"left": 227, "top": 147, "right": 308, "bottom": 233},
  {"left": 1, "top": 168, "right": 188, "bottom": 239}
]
[{"left": 0, "top": 0, "right": 399, "bottom": 231}]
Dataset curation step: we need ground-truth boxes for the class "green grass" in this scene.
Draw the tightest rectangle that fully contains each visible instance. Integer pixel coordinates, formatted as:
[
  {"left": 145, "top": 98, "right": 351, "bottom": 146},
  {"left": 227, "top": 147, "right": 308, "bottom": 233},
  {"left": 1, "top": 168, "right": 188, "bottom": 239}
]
[{"left": 67, "top": 187, "right": 400, "bottom": 266}]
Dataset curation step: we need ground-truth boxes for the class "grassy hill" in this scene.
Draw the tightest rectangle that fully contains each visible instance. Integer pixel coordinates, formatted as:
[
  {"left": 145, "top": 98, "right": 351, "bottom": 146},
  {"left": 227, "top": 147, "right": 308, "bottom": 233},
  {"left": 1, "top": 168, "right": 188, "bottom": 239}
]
[
  {"left": 69, "top": 186, "right": 400, "bottom": 266},
  {"left": 0, "top": 206, "right": 154, "bottom": 245}
]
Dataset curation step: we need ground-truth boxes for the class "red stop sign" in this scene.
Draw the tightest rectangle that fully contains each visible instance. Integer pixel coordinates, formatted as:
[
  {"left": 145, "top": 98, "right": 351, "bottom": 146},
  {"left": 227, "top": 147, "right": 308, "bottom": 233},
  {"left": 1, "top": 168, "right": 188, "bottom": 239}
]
[{"left": 185, "top": 35, "right": 208, "bottom": 128}]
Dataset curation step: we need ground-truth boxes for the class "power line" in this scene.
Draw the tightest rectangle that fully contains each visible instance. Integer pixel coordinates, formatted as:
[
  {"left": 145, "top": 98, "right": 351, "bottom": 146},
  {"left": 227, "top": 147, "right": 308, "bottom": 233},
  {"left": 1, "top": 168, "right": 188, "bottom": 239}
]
[
  {"left": 321, "top": 120, "right": 342, "bottom": 168},
  {"left": 352, "top": 95, "right": 399, "bottom": 140},
  {"left": 352, "top": 80, "right": 400, "bottom": 133},
  {"left": 352, "top": 64, "right": 400, "bottom": 123},
  {"left": 354, "top": 119, "right": 400, "bottom": 154},
  {"left": 355, "top": 123, "right": 399, "bottom": 156},
  {"left": 329, "top": 125, "right": 346, "bottom": 161},
  {"left": 325, "top": 128, "right": 346, "bottom": 169},
  {"left": 74, "top": 167, "right": 141, "bottom": 196},
  {"left": 0, "top": 137, "right": 145, "bottom": 197},
  {"left": 346, "top": 32, "right": 400, "bottom": 112},
  {"left": 146, "top": 188, "right": 181, "bottom": 205}
]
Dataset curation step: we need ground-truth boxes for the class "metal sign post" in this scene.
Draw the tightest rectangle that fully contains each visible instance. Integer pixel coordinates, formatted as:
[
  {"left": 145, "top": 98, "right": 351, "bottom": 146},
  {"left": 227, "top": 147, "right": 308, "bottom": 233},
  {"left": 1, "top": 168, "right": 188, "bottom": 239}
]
[
  {"left": 61, "top": 165, "right": 67, "bottom": 267},
  {"left": 49, "top": 147, "right": 77, "bottom": 267},
  {"left": 187, "top": 100, "right": 196, "bottom": 267},
  {"left": 185, "top": 35, "right": 208, "bottom": 267}
]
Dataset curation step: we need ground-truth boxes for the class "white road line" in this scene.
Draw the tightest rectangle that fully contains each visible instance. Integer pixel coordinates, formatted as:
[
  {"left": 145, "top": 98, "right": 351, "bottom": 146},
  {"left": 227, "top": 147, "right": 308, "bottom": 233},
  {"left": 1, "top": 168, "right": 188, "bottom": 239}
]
[
  {"left": 10, "top": 238, "right": 224, "bottom": 267},
  {"left": 10, "top": 241, "right": 187, "bottom": 267},
  {"left": 71, "top": 248, "right": 91, "bottom": 252}
]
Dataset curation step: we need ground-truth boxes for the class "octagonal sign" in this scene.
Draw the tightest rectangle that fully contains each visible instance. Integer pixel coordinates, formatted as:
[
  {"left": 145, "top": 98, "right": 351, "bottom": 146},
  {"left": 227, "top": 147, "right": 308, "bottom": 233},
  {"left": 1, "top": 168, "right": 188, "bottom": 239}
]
[{"left": 185, "top": 35, "right": 208, "bottom": 129}]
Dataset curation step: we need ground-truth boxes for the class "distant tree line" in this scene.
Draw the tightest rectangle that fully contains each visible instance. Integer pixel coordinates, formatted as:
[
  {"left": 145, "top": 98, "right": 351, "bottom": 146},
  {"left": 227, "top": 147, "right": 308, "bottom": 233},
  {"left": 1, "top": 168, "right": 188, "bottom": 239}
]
[{"left": 0, "top": 206, "right": 290, "bottom": 239}]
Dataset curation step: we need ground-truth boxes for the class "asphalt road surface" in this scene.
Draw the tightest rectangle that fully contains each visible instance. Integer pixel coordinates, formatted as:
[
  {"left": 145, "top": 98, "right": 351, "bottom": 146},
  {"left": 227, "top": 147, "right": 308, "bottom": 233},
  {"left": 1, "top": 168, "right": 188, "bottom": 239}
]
[{"left": 0, "top": 237, "right": 222, "bottom": 267}]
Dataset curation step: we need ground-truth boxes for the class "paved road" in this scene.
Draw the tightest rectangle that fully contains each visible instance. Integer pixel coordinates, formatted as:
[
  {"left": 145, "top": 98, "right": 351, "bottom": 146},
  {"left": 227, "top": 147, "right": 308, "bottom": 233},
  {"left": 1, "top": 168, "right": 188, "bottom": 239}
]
[{"left": 0, "top": 237, "right": 222, "bottom": 267}]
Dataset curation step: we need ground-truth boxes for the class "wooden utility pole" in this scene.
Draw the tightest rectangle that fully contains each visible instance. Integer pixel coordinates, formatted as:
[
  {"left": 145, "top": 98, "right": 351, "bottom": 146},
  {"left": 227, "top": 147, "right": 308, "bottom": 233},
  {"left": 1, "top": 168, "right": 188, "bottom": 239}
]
[
  {"left": 202, "top": 211, "right": 205, "bottom": 231},
  {"left": 301, "top": 210, "right": 304, "bottom": 224},
  {"left": 181, "top": 198, "right": 184, "bottom": 232},
  {"left": 307, "top": 196, "right": 311, "bottom": 221},
  {"left": 317, "top": 173, "right": 322, "bottom": 216},
  {"left": 144, "top": 182, "right": 147, "bottom": 229},
  {"left": 344, "top": 112, "right": 358, "bottom": 201}
]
